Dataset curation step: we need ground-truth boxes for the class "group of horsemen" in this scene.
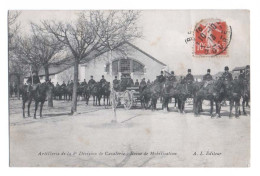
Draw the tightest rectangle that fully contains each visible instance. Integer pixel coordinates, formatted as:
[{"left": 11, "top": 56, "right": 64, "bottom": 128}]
[{"left": 26, "top": 65, "right": 250, "bottom": 96}]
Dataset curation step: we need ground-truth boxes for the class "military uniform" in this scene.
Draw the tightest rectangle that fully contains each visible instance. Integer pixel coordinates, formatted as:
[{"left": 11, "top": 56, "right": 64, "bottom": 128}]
[
  {"left": 88, "top": 79, "right": 96, "bottom": 85},
  {"left": 203, "top": 73, "right": 213, "bottom": 81},
  {"left": 185, "top": 73, "right": 194, "bottom": 83},
  {"left": 140, "top": 79, "right": 147, "bottom": 87},
  {"left": 221, "top": 72, "right": 233, "bottom": 81},
  {"left": 100, "top": 78, "right": 106, "bottom": 84},
  {"left": 158, "top": 74, "right": 166, "bottom": 83},
  {"left": 168, "top": 75, "right": 177, "bottom": 82},
  {"left": 81, "top": 81, "right": 87, "bottom": 86},
  {"left": 134, "top": 80, "right": 139, "bottom": 87}
]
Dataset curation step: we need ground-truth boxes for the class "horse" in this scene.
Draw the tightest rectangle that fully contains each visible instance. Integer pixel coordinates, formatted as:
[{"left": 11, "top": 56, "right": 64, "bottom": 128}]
[
  {"left": 65, "top": 85, "right": 73, "bottom": 101},
  {"left": 90, "top": 82, "right": 102, "bottom": 106},
  {"left": 223, "top": 79, "right": 243, "bottom": 118},
  {"left": 239, "top": 79, "right": 250, "bottom": 115},
  {"left": 100, "top": 81, "right": 111, "bottom": 106},
  {"left": 21, "top": 81, "right": 53, "bottom": 119},
  {"left": 193, "top": 79, "right": 225, "bottom": 117},
  {"left": 139, "top": 81, "right": 162, "bottom": 111}
]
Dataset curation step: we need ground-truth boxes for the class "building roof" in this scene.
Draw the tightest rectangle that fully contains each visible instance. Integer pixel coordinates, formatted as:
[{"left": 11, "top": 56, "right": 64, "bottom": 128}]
[
  {"left": 124, "top": 42, "right": 166, "bottom": 66},
  {"left": 232, "top": 66, "right": 246, "bottom": 71},
  {"left": 25, "top": 41, "right": 166, "bottom": 77}
]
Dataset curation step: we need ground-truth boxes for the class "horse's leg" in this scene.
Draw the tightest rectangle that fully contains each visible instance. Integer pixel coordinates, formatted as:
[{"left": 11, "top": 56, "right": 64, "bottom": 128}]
[
  {"left": 242, "top": 98, "right": 247, "bottom": 115},
  {"left": 40, "top": 101, "right": 44, "bottom": 118},
  {"left": 22, "top": 100, "right": 25, "bottom": 118},
  {"left": 28, "top": 99, "right": 32, "bottom": 117},
  {"left": 34, "top": 101, "right": 39, "bottom": 119},
  {"left": 229, "top": 100, "right": 233, "bottom": 118},
  {"left": 177, "top": 99, "right": 181, "bottom": 113},
  {"left": 210, "top": 100, "right": 214, "bottom": 118},
  {"left": 182, "top": 100, "right": 185, "bottom": 114},
  {"left": 235, "top": 99, "right": 240, "bottom": 118}
]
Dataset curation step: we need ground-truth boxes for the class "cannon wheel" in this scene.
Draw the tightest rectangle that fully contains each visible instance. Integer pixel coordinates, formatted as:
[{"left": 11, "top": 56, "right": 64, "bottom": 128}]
[{"left": 123, "top": 90, "right": 133, "bottom": 110}]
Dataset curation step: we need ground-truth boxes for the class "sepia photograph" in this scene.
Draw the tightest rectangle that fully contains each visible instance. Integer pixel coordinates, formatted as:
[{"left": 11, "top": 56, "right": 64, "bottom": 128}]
[{"left": 8, "top": 10, "right": 250, "bottom": 167}]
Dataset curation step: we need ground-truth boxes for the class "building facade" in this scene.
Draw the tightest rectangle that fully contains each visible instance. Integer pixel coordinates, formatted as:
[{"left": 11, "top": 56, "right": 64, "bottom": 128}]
[{"left": 25, "top": 42, "right": 167, "bottom": 84}]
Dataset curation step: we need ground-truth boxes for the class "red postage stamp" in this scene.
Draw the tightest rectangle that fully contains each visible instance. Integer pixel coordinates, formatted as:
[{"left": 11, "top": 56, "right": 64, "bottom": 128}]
[{"left": 194, "top": 19, "right": 232, "bottom": 56}]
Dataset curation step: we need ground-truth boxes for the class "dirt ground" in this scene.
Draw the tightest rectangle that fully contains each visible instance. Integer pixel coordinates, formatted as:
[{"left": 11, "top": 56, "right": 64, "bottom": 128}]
[{"left": 9, "top": 98, "right": 250, "bottom": 167}]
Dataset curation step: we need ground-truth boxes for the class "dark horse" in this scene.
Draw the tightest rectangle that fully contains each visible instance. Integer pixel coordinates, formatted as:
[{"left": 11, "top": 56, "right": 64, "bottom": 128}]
[
  {"left": 100, "top": 82, "right": 111, "bottom": 105},
  {"left": 223, "top": 79, "right": 243, "bottom": 118},
  {"left": 88, "top": 82, "right": 102, "bottom": 106},
  {"left": 139, "top": 81, "right": 162, "bottom": 111},
  {"left": 21, "top": 82, "right": 53, "bottom": 119},
  {"left": 162, "top": 80, "right": 192, "bottom": 113},
  {"left": 193, "top": 79, "right": 225, "bottom": 117},
  {"left": 239, "top": 79, "right": 250, "bottom": 115}
]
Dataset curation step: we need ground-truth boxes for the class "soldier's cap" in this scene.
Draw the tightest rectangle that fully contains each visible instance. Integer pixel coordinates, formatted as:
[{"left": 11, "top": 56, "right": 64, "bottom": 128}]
[
  {"left": 207, "top": 69, "right": 211, "bottom": 72},
  {"left": 188, "top": 69, "right": 191, "bottom": 72},
  {"left": 171, "top": 71, "right": 174, "bottom": 74},
  {"left": 224, "top": 66, "right": 229, "bottom": 70}
]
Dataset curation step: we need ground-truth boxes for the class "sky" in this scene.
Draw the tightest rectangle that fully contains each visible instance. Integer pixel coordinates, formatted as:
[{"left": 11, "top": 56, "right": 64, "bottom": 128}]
[{"left": 15, "top": 10, "right": 250, "bottom": 75}]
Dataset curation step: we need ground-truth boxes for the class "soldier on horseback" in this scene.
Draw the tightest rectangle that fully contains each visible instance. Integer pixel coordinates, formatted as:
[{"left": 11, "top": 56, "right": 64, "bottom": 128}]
[
  {"left": 61, "top": 81, "right": 66, "bottom": 87},
  {"left": 100, "top": 75, "right": 106, "bottom": 84},
  {"left": 203, "top": 69, "right": 213, "bottom": 81},
  {"left": 221, "top": 66, "right": 233, "bottom": 81},
  {"left": 26, "top": 70, "right": 41, "bottom": 93},
  {"left": 244, "top": 65, "right": 250, "bottom": 82},
  {"left": 158, "top": 71, "right": 166, "bottom": 83},
  {"left": 135, "top": 79, "right": 140, "bottom": 87},
  {"left": 185, "top": 69, "right": 194, "bottom": 83},
  {"left": 140, "top": 78, "right": 147, "bottom": 87},
  {"left": 88, "top": 75, "right": 96, "bottom": 85},
  {"left": 113, "top": 76, "right": 120, "bottom": 91},
  {"left": 81, "top": 79, "right": 87, "bottom": 86},
  {"left": 168, "top": 71, "right": 177, "bottom": 82}
]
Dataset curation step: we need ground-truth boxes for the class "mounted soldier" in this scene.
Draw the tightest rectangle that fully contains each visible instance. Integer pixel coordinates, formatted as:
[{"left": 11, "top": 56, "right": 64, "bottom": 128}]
[
  {"left": 244, "top": 65, "right": 250, "bottom": 82},
  {"left": 140, "top": 78, "right": 147, "bottom": 87},
  {"left": 26, "top": 70, "right": 41, "bottom": 93},
  {"left": 100, "top": 75, "right": 106, "bottom": 84},
  {"left": 203, "top": 69, "right": 213, "bottom": 82},
  {"left": 134, "top": 79, "right": 139, "bottom": 87},
  {"left": 168, "top": 71, "right": 177, "bottom": 82},
  {"left": 81, "top": 79, "right": 87, "bottom": 86},
  {"left": 56, "top": 82, "right": 60, "bottom": 87},
  {"left": 185, "top": 69, "right": 194, "bottom": 84},
  {"left": 88, "top": 75, "right": 96, "bottom": 85},
  {"left": 113, "top": 76, "right": 120, "bottom": 91},
  {"left": 238, "top": 70, "right": 245, "bottom": 83},
  {"left": 147, "top": 79, "right": 151, "bottom": 86},
  {"left": 221, "top": 66, "right": 233, "bottom": 82},
  {"left": 61, "top": 81, "right": 66, "bottom": 87},
  {"left": 158, "top": 71, "right": 166, "bottom": 83}
]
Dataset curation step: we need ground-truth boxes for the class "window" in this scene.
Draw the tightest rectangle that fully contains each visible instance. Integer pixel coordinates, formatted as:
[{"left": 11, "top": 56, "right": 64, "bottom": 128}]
[
  {"left": 112, "top": 60, "right": 119, "bottom": 74},
  {"left": 133, "top": 60, "right": 144, "bottom": 73},
  {"left": 120, "top": 59, "right": 131, "bottom": 73}
]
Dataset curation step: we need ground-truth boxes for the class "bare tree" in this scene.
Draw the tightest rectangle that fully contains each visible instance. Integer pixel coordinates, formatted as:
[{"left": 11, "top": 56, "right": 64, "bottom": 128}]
[
  {"left": 42, "top": 10, "right": 141, "bottom": 114},
  {"left": 14, "top": 24, "right": 69, "bottom": 107}
]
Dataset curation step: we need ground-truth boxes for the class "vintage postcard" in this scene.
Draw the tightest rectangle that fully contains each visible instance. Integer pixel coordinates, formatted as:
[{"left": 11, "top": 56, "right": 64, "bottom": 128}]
[{"left": 8, "top": 10, "right": 250, "bottom": 167}]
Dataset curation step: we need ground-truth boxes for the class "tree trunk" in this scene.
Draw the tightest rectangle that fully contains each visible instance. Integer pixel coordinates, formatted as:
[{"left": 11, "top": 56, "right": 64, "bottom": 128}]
[
  {"left": 71, "top": 61, "right": 79, "bottom": 114},
  {"left": 44, "top": 66, "right": 53, "bottom": 107},
  {"left": 17, "top": 75, "right": 21, "bottom": 100}
]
